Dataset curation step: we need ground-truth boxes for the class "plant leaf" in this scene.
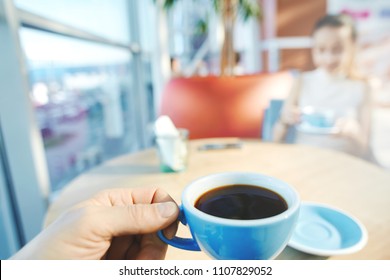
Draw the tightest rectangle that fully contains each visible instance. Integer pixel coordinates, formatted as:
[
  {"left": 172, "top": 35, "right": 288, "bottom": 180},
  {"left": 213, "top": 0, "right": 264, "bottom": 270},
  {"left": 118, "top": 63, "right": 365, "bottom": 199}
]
[
  {"left": 238, "top": 0, "right": 261, "bottom": 21},
  {"left": 164, "top": 0, "right": 179, "bottom": 9},
  {"left": 195, "top": 18, "right": 209, "bottom": 34},
  {"left": 151, "top": 0, "right": 180, "bottom": 10},
  {"left": 212, "top": 0, "right": 221, "bottom": 14}
]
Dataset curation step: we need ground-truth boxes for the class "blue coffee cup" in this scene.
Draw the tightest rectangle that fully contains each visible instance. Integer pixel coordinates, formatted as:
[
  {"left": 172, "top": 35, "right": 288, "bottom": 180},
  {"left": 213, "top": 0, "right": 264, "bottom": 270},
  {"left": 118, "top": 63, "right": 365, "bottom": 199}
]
[
  {"left": 158, "top": 172, "right": 300, "bottom": 259},
  {"left": 301, "top": 107, "right": 336, "bottom": 128}
]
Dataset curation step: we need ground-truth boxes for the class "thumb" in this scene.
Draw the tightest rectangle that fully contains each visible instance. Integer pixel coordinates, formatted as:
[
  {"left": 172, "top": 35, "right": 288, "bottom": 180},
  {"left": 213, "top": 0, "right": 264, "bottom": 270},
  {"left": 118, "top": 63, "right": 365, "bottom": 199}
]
[{"left": 97, "top": 202, "right": 179, "bottom": 237}]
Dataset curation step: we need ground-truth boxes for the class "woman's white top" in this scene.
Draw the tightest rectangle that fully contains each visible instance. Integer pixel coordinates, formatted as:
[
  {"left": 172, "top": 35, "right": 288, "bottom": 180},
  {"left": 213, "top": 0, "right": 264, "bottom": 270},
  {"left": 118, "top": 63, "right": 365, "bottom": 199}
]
[{"left": 295, "top": 68, "right": 368, "bottom": 158}]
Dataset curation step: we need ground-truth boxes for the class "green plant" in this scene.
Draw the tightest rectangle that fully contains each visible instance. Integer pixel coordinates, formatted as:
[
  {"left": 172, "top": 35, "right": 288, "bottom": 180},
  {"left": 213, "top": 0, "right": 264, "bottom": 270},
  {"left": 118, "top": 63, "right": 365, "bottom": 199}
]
[{"left": 154, "top": 0, "right": 261, "bottom": 76}]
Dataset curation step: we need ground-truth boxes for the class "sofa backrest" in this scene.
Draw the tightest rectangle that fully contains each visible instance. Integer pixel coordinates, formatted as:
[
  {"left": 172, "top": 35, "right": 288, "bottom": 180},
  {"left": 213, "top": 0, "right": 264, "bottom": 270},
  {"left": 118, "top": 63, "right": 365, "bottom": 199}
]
[{"left": 159, "top": 71, "right": 293, "bottom": 139}]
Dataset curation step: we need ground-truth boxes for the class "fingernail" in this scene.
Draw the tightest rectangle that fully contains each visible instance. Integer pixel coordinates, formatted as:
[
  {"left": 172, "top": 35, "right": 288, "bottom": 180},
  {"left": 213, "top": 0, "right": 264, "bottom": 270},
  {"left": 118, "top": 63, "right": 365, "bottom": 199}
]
[{"left": 157, "top": 202, "right": 177, "bottom": 218}]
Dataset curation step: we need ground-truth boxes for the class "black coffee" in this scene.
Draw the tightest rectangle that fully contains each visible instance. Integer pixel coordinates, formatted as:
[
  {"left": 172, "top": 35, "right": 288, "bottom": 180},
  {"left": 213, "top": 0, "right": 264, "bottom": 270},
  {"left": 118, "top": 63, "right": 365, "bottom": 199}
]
[{"left": 195, "top": 184, "right": 287, "bottom": 220}]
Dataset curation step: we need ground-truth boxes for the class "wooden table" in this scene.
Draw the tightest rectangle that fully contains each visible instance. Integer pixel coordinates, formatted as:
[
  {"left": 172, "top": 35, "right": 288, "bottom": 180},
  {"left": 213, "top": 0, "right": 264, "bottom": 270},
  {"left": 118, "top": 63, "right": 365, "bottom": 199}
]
[{"left": 45, "top": 138, "right": 390, "bottom": 260}]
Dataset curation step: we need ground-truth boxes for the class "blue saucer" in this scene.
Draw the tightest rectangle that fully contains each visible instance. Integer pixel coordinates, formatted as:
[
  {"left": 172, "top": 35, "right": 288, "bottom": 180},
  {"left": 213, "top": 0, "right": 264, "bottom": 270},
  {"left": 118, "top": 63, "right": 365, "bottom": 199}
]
[
  {"left": 288, "top": 202, "right": 368, "bottom": 256},
  {"left": 296, "top": 123, "right": 340, "bottom": 134}
]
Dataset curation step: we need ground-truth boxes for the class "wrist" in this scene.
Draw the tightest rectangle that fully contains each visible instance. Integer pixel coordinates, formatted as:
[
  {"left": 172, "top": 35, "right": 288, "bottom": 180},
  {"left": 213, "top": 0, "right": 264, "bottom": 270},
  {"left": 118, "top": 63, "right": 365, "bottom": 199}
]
[{"left": 277, "top": 118, "right": 289, "bottom": 127}]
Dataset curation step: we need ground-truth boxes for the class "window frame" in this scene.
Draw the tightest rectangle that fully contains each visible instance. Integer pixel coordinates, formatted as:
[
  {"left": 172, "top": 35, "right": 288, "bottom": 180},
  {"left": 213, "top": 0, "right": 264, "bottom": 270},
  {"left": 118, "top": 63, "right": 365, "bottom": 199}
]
[{"left": 0, "top": 0, "right": 152, "bottom": 257}]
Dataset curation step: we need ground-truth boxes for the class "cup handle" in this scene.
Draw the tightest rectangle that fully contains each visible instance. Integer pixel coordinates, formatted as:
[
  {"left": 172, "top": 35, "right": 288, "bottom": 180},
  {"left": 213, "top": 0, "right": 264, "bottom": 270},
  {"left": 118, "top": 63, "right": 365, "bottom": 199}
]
[{"left": 157, "top": 206, "right": 201, "bottom": 251}]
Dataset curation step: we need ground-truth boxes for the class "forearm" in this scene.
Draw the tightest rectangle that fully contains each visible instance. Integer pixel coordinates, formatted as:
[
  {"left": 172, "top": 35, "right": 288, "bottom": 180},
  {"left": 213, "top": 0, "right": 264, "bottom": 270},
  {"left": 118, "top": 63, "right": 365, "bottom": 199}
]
[
  {"left": 351, "top": 130, "right": 370, "bottom": 156},
  {"left": 336, "top": 118, "right": 370, "bottom": 156},
  {"left": 273, "top": 121, "right": 289, "bottom": 142}
]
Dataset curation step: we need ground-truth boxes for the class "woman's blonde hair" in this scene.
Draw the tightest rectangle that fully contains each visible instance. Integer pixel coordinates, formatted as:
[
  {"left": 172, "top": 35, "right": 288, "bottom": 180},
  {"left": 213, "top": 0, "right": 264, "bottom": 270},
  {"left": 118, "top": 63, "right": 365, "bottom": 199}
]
[
  {"left": 313, "top": 14, "right": 361, "bottom": 79},
  {"left": 313, "top": 14, "right": 357, "bottom": 41}
]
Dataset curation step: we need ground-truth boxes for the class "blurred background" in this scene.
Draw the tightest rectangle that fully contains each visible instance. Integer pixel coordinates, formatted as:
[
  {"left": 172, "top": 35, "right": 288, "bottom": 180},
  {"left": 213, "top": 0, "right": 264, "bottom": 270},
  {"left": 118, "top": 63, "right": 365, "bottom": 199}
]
[{"left": 1, "top": 0, "right": 389, "bottom": 259}]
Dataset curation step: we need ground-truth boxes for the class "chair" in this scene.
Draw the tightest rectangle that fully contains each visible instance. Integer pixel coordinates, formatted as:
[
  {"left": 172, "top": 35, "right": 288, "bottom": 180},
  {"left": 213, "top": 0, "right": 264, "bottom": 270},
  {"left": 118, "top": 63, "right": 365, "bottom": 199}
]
[
  {"left": 262, "top": 99, "right": 296, "bottom": 143},
  {"left": 159, "top": 72, "right": 293, "bottom": 139}
]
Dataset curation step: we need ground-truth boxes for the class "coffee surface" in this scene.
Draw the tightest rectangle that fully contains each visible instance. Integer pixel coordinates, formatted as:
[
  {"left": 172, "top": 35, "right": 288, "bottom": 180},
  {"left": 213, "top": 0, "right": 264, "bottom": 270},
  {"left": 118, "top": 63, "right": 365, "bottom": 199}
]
[{"left": 195, "top": 184, "right": 287, "bottom": 220}]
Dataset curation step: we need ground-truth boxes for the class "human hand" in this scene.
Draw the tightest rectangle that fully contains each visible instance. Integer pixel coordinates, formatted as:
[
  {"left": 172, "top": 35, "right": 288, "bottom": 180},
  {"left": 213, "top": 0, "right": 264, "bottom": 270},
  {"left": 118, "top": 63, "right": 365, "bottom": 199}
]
[
  {"left": 11, "top": 188, "right": 179, "bottom": 260},
  {"left": 280, "top": 106, "right": 302, "bottom": 125},
  {"left": 334, "top": 117, "right": 362, "bottom": 140}
]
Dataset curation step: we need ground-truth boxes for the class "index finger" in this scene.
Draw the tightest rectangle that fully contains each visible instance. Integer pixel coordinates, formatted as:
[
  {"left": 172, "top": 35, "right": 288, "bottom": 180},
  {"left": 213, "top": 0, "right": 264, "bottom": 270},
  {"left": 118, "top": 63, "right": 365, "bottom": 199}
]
[
  {"left": 131, "top": 187, "right": 177, "bottom": 205},
  {"left": 78, "top": 187, "right": 177, "bottom": 208}
]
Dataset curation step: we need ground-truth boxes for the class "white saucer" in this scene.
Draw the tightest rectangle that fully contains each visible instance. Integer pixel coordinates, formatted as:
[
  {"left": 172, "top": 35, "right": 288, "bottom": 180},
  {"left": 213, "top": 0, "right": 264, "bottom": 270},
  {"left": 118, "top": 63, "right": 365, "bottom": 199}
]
[
  {"left": 296, "top": 123, "right": 340, "bottom": 135},
  {"left": 288, "top": 202, "right": 368, "bottom": 256}
]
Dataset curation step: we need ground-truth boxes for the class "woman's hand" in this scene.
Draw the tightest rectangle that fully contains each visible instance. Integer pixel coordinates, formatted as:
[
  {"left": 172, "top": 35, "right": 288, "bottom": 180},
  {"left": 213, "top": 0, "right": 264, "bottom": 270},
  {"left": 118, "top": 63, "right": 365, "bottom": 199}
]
[
  {"left": 280, "top": 106, "right": 302, "bottom": 126},
  {"left": 334, "top": 117, "right": 362, "bottom": 141}
]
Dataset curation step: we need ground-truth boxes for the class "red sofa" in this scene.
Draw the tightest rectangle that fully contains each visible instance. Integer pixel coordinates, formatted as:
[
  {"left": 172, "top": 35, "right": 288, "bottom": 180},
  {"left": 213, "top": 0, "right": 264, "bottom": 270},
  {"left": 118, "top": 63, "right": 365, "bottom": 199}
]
[{"left": 159, "top": 71, "right": 293, "bottom": 139}]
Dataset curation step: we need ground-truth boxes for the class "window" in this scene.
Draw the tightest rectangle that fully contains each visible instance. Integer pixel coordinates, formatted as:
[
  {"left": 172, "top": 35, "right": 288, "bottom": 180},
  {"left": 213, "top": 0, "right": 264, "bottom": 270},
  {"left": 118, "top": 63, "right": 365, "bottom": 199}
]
[
  {"left": 15, "top": 0, "right": 130, "bottom": 43},
  {"left": 20, "top": 28, "right": 139, "bottom": 192},
  {"left": 0, "top": 0, "right": 155, "bottom": 257}
]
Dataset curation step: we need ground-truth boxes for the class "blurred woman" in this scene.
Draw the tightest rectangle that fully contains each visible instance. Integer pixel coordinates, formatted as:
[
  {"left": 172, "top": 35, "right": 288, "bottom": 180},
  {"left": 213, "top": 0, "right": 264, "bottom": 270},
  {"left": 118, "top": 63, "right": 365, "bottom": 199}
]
[{"left": 273, "top": 14, "right": 375, "bottom": 161}]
